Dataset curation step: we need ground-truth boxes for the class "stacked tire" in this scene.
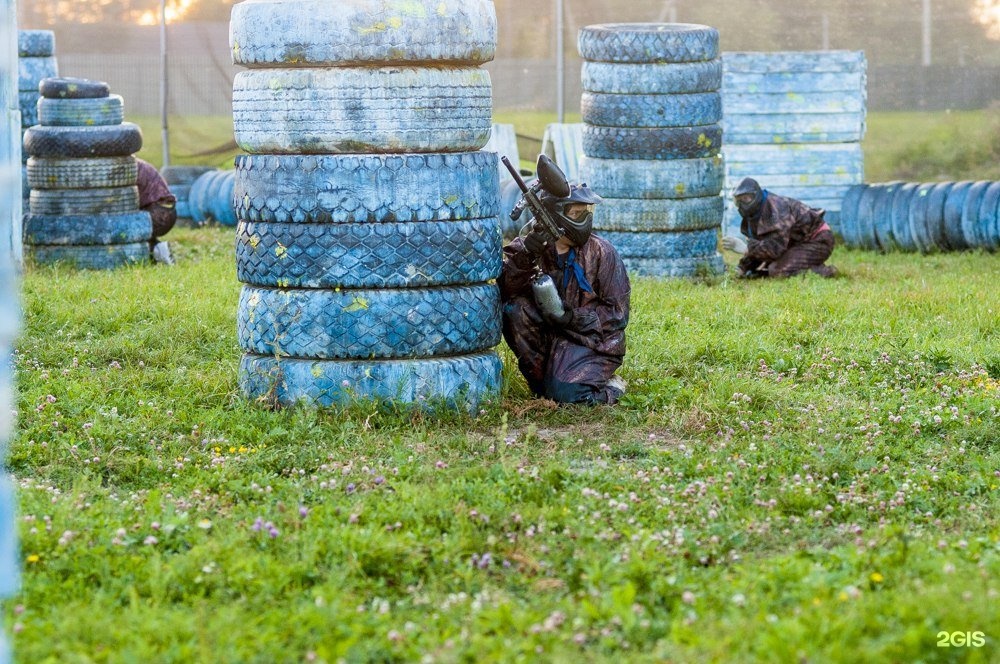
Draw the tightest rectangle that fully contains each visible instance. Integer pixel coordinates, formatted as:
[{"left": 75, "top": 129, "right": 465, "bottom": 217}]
[
  {"left": 839, "top": 181, "right": 1000, "bottom": 252},
  {"left": 230, "top": 0, "right": 503, "bottom": 411},
  {"left": 577, "top": 23, "right": 725, "bottom": 278},
  {"left": 22, "top": 77, "right": 151, "bottom": 269},
  {"left": 18, "top": 30, "right": 58, "bottom": 206},
  {"left": 161, "top": 165, "right": 215, "bottom": 224},
  {"left": 721, "top": 51, "right": 867, "bottom": 236}
]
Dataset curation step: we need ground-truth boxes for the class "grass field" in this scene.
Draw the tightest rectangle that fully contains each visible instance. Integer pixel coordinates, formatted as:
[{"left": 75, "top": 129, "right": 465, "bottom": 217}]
[
  {"left": 10, "top": 227, "right": 999, "bottom": 662},
  {"left": 132, "top": 109, "right": 1000, "bottom": 183}
]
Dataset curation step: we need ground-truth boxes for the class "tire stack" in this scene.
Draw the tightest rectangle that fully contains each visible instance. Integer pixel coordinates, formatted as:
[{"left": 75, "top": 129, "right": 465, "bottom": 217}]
[
  {"left": 17, "top": 30, "right": 58, "bottom": 208},
  {"left": 577, "top": 23, "right": 725, "bottom": 278},
  {"left": 161, "top": 165, "right": 215, "bottom": 224},
  {"left": 839, "top": 180, "right": 1000, "bottom": 252},
  {"left": 22, "top": 77, "right": 151, "bottom": 269},
  {"left": 721, "top": 51, "right": 866, "bottom": 237},
  {"left": 229, "top": 0, "right": 503, "bottom": 411}
]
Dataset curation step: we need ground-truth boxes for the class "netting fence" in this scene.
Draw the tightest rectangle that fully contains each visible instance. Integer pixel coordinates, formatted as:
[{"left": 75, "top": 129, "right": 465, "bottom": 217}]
[{"left": 18, "top": 0, "right": 1000, "bottom": 165}]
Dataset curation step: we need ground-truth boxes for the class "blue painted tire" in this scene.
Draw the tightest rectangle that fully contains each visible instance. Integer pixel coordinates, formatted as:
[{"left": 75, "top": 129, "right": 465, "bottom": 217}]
[
  {"left": 39, "top": 77, "right": 110, "bottom": 100},
  {"left": 578, "top": 23, "right": 719, "bottom": 63},
  {"left": 723, "top": 51, "right": 866, "bottom": 73},
  {"left": 838, "top": 184, "right": 867, "bottom": 247},
  {"left": 722, "top": 71, "right": 866, "bottom": 94},
  {"left": 581, "top": 60, "right": 721, "bottom": 94},
  {"left": 187, "top": 170, "right": 220, "bottom": 224},
  {"left": 27, "top": 242, "right": 149, "bottom": 269},
  {"left": 169, "top": 183, "right": 191, "bottom": 203},
  {"left": 600, "top": 229, "right": 718, "bottom": 259},
  {"left": 29, "top": 186, "right": 139, "bottom": 216},
  {"left": 18, "top": 30, "right": 55, "bottom": 57},
  {"left": 960, "top": 181, "right": 992, "bottom": 250},
  {"left": 239, "top": 351, "right": 502, "bottom": 411},
  {"left": 593, "top": 196, "right": 723, "bottom": 232},
  {"left": 237, "top": 284, "right": 501, "bottom": 360},
  {"left": 230, "top": 0, "right": 497, "bottom": 67},
  {"left": 853, "top": 184, "right": 882, "bottom": 250},
  {"left": 176, "top": 200, "right": 191, "bottom": 220},
  {"left": 942, "top": 181, "right": 974, "bottom": 251},
  {"left": 581, "top": 91, "right": 721, "bottom": 128},
  {"left": 18, "top": 57, "right": 58, "bottom": 92},
  {"left": 888, "top": 183, "right": 920, "bottom": 251},
  {"left": 23, "top": 212, "right": 151, "bottom": 245},
  {"left": 907, "top": 183, "right": 941, "bottom": 253},
  {"left": 621, "top": 254, "right": 725, "bottom": 278},
  {"left": 234, "top": 152, "right": 500, "bottom": 223},
  {"left": 722, "top": 143, "right": 863, "bottom": 177},
  {"left": 722, "top": 113, "right": 865, "bottom": 144},
  {"left": 978, "top": 181, "right": 1000, "bottom": 251},
  {"left": 723, "top": 91, "right": 864, "bottom": 115},
  {"left": 582, "top": 124, "right": 721, "bottom": 160},
  {"left": 869, "top": 182, "right": 904, "bottom": 251},
  {"left": 37, "top": 95, "right": 124, "bottom": 127},
  {"left": 233, "top": 68, "right": 492, "bottom": 154},
  {"left": 26, "top": 156, "right": 137, "bottom": 189},
  {"left": 23, "top": 123, "right": 143, "bottom": 158},
  {"left": 579, "top": 156, "right": 723, "bottom": 199},
  {"left": 207, "top": 170, "right": 237, "bottom": 227},
  {"left": 236, "top": 218, "right": 502, "bottom": 289},
  {"left": 19, "top": 92, "right": 39, "bottom": 128}
]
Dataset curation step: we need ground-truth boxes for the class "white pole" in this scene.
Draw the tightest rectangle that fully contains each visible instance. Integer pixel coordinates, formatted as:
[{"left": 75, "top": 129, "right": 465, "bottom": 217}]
[
  {"left": 922, "top": 0, "right": 931, "bottom": 66},
  {"left": 160, "top": 0, "right": 170, "bottom": 167},
  {"left": 555, "top": 0, "right": 564, "bottom": 123}
]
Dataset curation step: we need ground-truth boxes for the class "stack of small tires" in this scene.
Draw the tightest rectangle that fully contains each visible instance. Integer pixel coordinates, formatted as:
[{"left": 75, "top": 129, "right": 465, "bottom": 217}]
[
  {"left": 22, "top": 77, "right": 151, "bottom": 269},
  {"left": 721, "top": 51, "right": 867, "bottom": 236},
  {"left": 839, "top": 180, "right": 1000, "bottom": 252},
  {"left": 229, "top": 0, "right": 503, "bottom": 411},
  {"left": 187, "top": 168, "right": 236, "bottom": 227},
  {"left": 161, "top": 165, "right": 215, "bottom": 224},
  {"left": 17, "top": 30, "right": 58, "bottom": 206},
  {"left": 577, "top": 23, "right": 725, "bottom": 278}
]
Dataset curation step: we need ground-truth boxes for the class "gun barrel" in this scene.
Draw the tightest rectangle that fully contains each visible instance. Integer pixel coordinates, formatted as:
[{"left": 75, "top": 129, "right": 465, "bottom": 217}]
[{"left": 501, "top": 156, "right": 529, "bottom": 193}]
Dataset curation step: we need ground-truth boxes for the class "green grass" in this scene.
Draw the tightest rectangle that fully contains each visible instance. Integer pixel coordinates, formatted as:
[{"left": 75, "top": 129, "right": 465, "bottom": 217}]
[
  {"left": 132, "top": 110, "right": 1000, "bottom": 184},
  {"left": 10, "top": 228, "right": 999, "bottom": 662}
]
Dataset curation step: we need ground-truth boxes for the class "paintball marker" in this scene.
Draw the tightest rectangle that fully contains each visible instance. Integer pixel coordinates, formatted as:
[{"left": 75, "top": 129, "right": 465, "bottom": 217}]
[
  {"left": 500, "top": 154, "right": 572, "bottom": 322},
  {"left": 501, "top": 154, "right": 570, "bottom": 246}
]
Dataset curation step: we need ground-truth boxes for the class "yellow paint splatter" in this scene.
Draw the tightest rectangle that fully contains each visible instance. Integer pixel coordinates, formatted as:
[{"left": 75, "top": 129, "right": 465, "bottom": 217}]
[
  {"left": 343, "top": 297, "right": 369, "bottom": 312},
  {"left": 275, "top": 243, "right": 287, "bottom": 259},
  {"left": 248, "top": 234, "right": 260, "bottom": 249},
  {"left": 387, "top": 17, "right": 403, "bottom": 29},
  {"left": 311, "top": 364, "right": 323, "bottom": 378},
  {"left": 437, "top": 2, "right": 447, "bottom": 16}
]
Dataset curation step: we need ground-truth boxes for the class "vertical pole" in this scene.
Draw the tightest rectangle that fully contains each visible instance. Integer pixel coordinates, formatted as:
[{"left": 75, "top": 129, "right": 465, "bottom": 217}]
[
  {"left": 160, "top": 0, "right": 170, "bottom": 167},
  {"left": 555, "top": 0, "right": 564, "bottom": 123},
  {"left": 922, "top": 0, "right": 931, "bottom": 66},
  {"left": 821, "top": 13, "right": 830, "bottom": 50}
]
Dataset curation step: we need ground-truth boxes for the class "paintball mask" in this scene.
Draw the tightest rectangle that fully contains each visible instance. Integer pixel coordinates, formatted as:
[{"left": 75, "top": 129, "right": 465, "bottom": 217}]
[
  {"left": 733, "top": 177, "right": 765, "bottom": 218},
  {"left": 539, "top": 182, "right": 604, "bottom": 247}
]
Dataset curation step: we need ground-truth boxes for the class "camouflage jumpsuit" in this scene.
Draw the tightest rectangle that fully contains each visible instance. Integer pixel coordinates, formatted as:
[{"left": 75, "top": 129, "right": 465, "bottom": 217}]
[
  {"left": 499, "top": 234, "right": 630, "bottom": 405},
  {"left": 738, "top": 191, "right": 836, "bottom": 277}
]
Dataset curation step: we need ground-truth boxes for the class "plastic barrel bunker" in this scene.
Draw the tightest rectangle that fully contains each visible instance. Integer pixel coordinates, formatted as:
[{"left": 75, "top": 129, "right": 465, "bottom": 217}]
[{"left": 230, "top": 0, "right": 502, "bottom": 411}]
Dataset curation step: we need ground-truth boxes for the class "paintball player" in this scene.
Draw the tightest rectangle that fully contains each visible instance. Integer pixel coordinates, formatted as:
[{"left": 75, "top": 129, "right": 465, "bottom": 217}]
[
  {"left": 136, "top": 158, "right": 177, "bottom": 265},
  {"left": 726, "top": 177, "right": 838, "bottom": 278},
  {"left": 499, "top": 183, "right": 630, "bottom": 405}
]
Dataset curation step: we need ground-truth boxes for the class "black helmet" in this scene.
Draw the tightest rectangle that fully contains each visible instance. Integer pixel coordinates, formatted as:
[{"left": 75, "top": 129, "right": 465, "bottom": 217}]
[
  {"left": 539, "top": 183, "right": 604, "bottom": 247},
  {"left": 733, "top": 177, "right": 764, "bottom": 218}
]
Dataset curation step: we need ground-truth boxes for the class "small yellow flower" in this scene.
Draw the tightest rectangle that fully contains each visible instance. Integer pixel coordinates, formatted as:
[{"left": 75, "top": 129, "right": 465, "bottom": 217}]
[
  {"left": 812, "top": 597, "right": 821, "bottom": 606},
  {"left": 229, "top": 446, "right": 236, "bottom": 453},
  {"left": 870, "top": 572, "right": 884, "bottom": 583},
  {"left": 838, "top": 591, "right": 849, "bottom": 601},
  {"left": 26, "top": 554, "right": 39, "bottom": 564}
]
